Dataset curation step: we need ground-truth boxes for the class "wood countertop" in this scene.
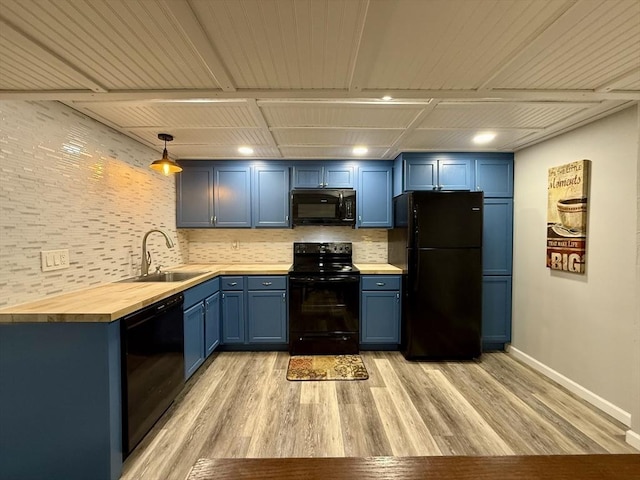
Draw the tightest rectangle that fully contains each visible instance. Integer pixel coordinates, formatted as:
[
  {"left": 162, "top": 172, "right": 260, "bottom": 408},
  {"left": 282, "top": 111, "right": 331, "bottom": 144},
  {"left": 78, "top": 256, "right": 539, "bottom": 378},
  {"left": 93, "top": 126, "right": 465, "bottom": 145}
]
[
  {"left": 355, "top": 263, "right": 403, "bottom": 274},
  {"left": 0, "top": 263, "right": 401, "bottom": 323}
]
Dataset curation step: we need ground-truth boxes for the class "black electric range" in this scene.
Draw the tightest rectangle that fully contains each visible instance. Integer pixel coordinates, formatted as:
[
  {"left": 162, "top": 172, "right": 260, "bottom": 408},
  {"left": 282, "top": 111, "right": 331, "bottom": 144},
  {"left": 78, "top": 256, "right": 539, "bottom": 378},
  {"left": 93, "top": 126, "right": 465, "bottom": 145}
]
[{"left": 288, "top": 242, "right": 360, "bottom": 355}]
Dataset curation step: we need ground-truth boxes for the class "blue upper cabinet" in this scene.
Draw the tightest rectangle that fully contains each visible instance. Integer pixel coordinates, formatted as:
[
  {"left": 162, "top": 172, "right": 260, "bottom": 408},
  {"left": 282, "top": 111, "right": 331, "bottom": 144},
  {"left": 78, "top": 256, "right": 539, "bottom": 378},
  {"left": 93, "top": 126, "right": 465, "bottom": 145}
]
[
  {"left": 214, "top": 165, "right": 251, "bottom": 227},
  {"left": 292, "top": 163, "right": 355, "bottom": 188},
  {"left": 405, "top": 157, "right": 438, "bottom": 190},
  {"left": 437, "top": 158, "right": 474, "bottom": 190},
  {"left": 402, "top": 154, "right": 474, "bottom": 191},
  {"left": 292, "top": 164, "right": 323, "bottom": 188},
  {"left": 357, "top": 164, "right": 392, "bottom": 228},
  {"left": 324, "top": 164, "right": 355, "bottom": 188},
  {"left": 475, "top": 156, "right": 514, "bottom": 197},
  {"left": 252, "top": 165, "right": 290, "bottom": 227},
  {"left": 176, "top": 166, "right": 214, "bottom": 227}
]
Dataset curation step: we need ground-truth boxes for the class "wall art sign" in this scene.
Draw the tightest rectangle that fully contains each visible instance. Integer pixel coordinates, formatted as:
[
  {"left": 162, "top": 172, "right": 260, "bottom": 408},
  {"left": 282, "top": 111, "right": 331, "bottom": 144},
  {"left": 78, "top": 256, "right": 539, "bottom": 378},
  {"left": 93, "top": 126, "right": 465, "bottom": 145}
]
[{"left": 546, "top": 159, "right": 591, "bottom": 274}]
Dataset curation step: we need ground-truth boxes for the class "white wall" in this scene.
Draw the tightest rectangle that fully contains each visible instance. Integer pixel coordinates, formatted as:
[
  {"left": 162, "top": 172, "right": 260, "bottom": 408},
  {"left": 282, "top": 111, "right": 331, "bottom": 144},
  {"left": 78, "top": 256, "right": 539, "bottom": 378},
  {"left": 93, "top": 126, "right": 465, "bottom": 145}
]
[
  {"left": 0, "top": 101, "right": 188, "bottom": 308},
  {"left": 513, "top": 105, "right": 640, "bottom": 437}
]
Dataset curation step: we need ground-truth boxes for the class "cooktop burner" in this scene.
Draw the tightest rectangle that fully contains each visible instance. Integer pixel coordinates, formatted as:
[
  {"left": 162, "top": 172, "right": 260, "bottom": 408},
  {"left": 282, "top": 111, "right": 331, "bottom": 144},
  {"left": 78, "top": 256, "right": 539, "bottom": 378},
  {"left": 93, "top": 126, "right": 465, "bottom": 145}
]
[{"left": 290, "top": 242, "right": 359, "bottom": 275}]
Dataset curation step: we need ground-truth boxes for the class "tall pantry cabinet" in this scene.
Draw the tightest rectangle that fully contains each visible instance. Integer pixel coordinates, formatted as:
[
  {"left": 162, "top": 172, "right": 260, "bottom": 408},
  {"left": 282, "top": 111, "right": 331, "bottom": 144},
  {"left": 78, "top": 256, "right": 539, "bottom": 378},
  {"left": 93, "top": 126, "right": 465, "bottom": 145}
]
[{"left": 393, "top": 152, "right": 514, "bottom": 351}]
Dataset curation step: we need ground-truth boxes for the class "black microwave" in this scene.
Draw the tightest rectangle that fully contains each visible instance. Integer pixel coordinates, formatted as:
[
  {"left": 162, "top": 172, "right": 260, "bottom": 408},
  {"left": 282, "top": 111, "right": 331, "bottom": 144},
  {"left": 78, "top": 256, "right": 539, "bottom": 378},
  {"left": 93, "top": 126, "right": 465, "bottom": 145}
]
[{"left": 291, "top": 189, "right": 356, "bottom": 227}]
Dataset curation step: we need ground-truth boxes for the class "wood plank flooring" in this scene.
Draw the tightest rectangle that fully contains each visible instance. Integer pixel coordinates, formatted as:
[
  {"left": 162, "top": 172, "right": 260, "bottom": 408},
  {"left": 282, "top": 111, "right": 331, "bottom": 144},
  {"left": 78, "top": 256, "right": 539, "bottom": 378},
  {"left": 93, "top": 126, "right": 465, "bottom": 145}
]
[{"left": 120, "top": 351, "right": 637, "bottom": 480}]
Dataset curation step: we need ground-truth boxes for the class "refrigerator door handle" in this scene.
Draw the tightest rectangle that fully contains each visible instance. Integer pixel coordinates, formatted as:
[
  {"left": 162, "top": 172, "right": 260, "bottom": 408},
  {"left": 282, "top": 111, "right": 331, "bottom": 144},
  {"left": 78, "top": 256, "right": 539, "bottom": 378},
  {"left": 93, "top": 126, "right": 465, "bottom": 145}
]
[{"left": 413, "top": 205, "right": 419, "bottom": 249}]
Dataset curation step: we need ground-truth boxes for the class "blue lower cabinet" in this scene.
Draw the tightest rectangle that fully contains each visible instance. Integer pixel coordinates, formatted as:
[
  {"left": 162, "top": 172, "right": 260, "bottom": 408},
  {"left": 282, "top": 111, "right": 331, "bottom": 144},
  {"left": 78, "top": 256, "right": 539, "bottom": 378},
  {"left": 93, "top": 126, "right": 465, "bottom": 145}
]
[
  {"left": 204, "top": 291, "right": 220, "bottom": 356},
  {"left": 482, "top": 276, "right": 512, "bottom": 350},
  {"left": 184, "top": 302, "right": 205, "bottom": 379},
  {"left": 247, "top": 290, "right": 287, "bottom": 343},
  {"left": 361, "top": 291, "right": 400, "bottom": 344},
  {"left": 221, "top": 275, "right": 288, "bottom": 346},
  {"left": 0, "top": 322, "right": 123, "bottom": 480},
  {"left": 221, "top": 290, "right": 245, "bottom": 344},
  {"left": 360, "top": 275, "right": 401, "bottom": 346}
]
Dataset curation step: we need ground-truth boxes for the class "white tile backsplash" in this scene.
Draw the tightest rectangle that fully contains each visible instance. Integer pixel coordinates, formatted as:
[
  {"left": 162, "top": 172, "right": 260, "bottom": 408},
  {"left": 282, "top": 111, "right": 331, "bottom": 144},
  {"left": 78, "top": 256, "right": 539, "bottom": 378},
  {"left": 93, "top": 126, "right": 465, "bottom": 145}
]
[
  {"left": 0, "top": 101, "right": 391, "bottom": 309},
  {"left": 0, "top": 101, "right": 188, "bottom": 307},
  {"left": 186, "top": 227, "right": 388, "bottom": 264}
]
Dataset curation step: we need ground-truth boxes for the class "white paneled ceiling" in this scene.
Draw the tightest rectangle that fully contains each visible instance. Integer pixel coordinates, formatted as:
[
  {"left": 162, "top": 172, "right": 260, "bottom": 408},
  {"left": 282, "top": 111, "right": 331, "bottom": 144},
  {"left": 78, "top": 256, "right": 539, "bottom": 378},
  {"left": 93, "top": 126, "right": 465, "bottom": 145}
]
[{"left": 0, "top": 0, "right": 638, "bottom": 160}]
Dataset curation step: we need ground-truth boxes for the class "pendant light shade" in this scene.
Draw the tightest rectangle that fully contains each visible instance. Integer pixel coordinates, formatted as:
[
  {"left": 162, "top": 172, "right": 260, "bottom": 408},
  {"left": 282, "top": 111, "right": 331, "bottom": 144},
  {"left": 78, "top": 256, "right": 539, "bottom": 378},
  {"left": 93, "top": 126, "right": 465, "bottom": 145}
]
[{"left": 150, "top": 133, "right": 182, "bottom": 176}]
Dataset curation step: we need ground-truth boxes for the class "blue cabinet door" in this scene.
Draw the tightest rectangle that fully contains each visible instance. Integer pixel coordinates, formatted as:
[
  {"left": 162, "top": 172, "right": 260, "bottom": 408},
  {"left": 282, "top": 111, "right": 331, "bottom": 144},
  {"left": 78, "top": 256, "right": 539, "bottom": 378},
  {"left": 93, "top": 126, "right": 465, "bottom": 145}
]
[
  {"left": 475, "top": 157, "right": 514, "bottom": 197},
  {"left": 184, "top": 302, "right": 205, "bottom": 379},
  {"left": 252, "top": 165, "right": 290, "bottom": 227},
  {"left": 482, "top": 276, "right": 512, "bottom": 348},
  {"left": 483, "top": 199, "right": 513, "bottom": 275},
  {"left": 221, "top": 291, "right": 245, "bottom": 344},
  {"left": 247, "top": 290, "right": 287, "bottom": 343},
  {"left": 176, "top": 166, "right": 213, "bottom": 227},
  {"left": 292, "top": 165, "right": 324, "bottom": 188},
  {"left": 476, "top": 154, "right": 513, "bottom": 198},
  {"left": 405, "top": 158, "right": 438, "bottom": 190},
  {"left": 357, "top": 165, "right": 392, "bottom": 228},
  {"left": 324, "top": 164, "right": 355, "bottom": 188},
  {"left": 437, "top": 158, "right": 473, "bottom": 190},
  {"left": 204, "top": 291, "right": 220, "bottom": 357},
  {"left": 403, "top": 155, "right": 474, "bottom": 191},
  {"left": 214, "top": 166, "right": 251, "bottom": 227},
  {"left": 292, "top": 163, "right": 355, "bottom": 188},
  {"left": 361, "top": 291, "right": 400, "bottom": 344}
]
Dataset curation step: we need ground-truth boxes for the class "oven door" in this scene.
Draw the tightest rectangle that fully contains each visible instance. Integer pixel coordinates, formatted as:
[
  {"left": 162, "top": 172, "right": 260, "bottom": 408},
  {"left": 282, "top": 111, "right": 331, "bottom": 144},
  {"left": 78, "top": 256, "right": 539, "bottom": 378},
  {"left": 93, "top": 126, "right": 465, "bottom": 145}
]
[{"left": 288, "top": 274, "right": 360, "bottom": 355}]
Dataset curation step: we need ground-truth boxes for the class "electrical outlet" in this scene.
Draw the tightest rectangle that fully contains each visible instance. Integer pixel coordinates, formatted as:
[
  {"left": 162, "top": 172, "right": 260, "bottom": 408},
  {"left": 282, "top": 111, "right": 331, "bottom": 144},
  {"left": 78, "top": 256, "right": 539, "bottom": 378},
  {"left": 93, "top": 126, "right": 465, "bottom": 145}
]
[
  {"left": 232, "top": 241, "right": 239, "bottom": 250},
  {"left": 41, "top": 249, "right": 70, "bottom": 271}
]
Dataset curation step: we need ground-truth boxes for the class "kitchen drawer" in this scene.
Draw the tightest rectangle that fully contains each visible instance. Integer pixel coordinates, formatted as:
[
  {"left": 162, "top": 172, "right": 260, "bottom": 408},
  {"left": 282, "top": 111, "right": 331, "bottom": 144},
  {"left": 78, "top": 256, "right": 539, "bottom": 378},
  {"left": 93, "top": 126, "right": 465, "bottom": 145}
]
[
  {"left": 247, "top": 276, "right": 287, "bottom": 290},
  {"left": 361, "top": 275, "right": 401, "bottom": 291},
  {"left": 221, "top": 276, "right": 244, "bottom": 290},
  {"left": 183, "top": 277, "right": 220, "bottom": 308}
]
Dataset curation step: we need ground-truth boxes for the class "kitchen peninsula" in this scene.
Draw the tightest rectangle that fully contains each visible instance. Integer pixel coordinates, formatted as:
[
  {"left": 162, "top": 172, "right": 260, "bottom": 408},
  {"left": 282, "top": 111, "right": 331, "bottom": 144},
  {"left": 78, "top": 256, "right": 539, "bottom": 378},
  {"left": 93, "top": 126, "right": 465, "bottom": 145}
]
[{"left": 0, "top": 262, "right": 401, "bottom": 480}]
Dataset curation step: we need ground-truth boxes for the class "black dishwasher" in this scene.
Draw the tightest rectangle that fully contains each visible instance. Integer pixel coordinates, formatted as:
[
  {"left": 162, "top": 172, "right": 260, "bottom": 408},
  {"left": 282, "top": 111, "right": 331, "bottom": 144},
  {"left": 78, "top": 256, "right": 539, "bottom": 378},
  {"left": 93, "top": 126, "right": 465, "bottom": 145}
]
[{"left": 121, "top": 292, "right": 184, "bottom": 457}]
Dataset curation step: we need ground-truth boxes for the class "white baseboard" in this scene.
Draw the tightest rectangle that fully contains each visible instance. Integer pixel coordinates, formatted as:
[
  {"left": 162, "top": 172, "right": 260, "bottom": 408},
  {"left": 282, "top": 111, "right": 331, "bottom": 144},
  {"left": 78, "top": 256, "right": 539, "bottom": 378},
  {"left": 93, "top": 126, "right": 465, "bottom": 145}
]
[
  {"left": 506, "top": 346, "right": 632, "bottom": 427},
  {"left": 626, "top": 430, "right": 640, "bottom": 450}
]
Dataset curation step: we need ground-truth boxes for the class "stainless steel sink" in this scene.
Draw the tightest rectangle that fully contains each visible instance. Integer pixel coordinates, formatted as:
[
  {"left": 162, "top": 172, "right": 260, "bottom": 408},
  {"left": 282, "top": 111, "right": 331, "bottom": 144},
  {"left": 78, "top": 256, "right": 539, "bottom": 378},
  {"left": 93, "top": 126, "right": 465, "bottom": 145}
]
[{"left": 121, "top": 271, "right": 208, "bottom": 283}]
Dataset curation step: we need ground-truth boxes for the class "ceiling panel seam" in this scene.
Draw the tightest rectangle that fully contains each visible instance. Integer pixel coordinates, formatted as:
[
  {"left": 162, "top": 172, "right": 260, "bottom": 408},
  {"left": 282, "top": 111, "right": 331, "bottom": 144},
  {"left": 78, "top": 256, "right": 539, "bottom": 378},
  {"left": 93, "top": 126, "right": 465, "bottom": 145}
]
[{"left": 163, "top": 0, "right": 236, "bottom": 92}]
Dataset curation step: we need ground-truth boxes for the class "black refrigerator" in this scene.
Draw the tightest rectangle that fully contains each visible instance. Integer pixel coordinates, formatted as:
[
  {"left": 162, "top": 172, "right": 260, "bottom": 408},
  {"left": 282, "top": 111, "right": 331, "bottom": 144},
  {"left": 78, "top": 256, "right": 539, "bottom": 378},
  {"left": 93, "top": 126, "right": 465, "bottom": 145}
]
[{"left": 388, "top": 191, "right": 483, "bottom": 360}]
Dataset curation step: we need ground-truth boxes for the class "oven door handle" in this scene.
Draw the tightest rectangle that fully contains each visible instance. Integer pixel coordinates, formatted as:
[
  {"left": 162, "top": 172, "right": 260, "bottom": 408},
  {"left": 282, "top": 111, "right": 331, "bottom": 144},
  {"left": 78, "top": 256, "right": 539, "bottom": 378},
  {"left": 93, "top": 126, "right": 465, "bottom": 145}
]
[{"left": 290, "top": 275, "right": 360, "bottom": 283}]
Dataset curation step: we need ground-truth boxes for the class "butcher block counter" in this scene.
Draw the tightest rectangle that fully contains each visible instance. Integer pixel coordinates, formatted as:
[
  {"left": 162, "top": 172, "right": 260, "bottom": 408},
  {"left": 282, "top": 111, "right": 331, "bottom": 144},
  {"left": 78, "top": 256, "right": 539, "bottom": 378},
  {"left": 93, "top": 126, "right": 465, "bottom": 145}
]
[{"left": 0, "top": 263, "right": 401, "bottom": 323}]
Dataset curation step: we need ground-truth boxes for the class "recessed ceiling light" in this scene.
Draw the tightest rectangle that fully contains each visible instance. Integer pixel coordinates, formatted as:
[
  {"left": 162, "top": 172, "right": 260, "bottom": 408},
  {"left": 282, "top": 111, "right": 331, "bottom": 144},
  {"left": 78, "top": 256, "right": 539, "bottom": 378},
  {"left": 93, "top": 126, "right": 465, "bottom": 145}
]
[
  {"left": 353, "top": 146, "right": 368, "bottom": 156},
  {"left": 381, "top": 95, "right": 393, "bottom": 101},
  {"left": 238, "top": 146, "right": 254, "bottom": 155},
  {"left": 473, "top": 132, "right": 496, "bottom": 144}
]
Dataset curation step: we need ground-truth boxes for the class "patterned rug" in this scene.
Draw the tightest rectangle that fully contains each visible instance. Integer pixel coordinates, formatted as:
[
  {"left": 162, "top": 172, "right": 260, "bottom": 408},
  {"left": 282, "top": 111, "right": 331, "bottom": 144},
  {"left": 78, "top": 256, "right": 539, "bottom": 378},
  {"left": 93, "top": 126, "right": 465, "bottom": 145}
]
[{"left": 286, "top": 355, "right": 369, "bottom": 381}]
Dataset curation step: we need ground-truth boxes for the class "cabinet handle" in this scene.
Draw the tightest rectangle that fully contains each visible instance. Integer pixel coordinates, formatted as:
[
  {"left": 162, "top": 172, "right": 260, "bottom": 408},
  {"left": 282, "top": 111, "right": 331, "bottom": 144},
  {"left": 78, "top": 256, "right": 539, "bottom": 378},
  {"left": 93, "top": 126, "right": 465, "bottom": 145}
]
[
  {"left": 396, "top": 293, "right": 400, "bottom": 302},
  {"left": 358, "top": 215, "right": 362, "bottom": 222},
  {"left": 213, "top": 215, "right": 217, "bottom": 225},
  {"left": 285, "top": 215, "right": 289, "bottom": 222},
  {"left": 262, "top": 282, "right": 272, "bottom": 286},
  {"left": 282, "top": 292, "right": 286, "bottom": 302},
  {"left": 210, "top": 216, "right": 214, "bottom": 225},
  {"left": 477, "top": 185, "right": 481, "bottom": 191},
  {"left": 376, "top": 282, "right": 385, "bottom": 286},
  {"left": 222, "top": 293, "right": 225, "bottom": 299},
  {"left": 228, "top": 282, "right": 237, "bottom": 286}
]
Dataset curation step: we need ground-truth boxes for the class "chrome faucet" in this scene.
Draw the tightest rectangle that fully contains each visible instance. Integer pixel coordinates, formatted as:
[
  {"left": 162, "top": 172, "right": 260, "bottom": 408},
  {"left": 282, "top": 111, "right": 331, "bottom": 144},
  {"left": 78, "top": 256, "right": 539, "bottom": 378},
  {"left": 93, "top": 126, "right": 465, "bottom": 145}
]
[{"left": 141, "top": 229, "right": 174, "bottom": 276}]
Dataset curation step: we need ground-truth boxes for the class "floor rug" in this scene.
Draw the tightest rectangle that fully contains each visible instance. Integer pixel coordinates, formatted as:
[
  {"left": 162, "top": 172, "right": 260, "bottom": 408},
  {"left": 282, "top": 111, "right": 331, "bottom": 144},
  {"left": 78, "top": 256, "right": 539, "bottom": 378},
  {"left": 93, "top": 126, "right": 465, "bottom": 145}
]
[{"left": 286, "top": 355, "right": 369, "bottom": 381}]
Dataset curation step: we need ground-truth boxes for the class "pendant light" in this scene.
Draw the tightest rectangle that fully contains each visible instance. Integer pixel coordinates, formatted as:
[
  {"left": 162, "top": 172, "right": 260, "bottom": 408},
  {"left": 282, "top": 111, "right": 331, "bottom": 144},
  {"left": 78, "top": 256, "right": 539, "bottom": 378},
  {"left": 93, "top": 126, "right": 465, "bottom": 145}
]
[{"left": 150, "top": 133, "right": 182, "bottom": 176}]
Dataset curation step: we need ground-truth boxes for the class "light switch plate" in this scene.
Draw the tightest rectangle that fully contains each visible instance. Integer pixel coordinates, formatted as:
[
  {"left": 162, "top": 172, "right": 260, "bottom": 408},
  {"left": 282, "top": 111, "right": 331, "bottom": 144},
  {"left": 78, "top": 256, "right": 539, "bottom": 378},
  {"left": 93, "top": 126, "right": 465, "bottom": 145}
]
[{"left": 41, "top": 249, "right": 70, "bottom": 271}]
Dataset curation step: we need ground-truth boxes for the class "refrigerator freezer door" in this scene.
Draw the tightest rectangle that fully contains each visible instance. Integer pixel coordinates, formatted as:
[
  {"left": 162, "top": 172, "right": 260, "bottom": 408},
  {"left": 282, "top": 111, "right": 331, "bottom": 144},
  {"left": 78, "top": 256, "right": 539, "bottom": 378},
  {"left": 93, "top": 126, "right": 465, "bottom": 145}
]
[
  {"left": 411, "top": 191, "right": 483, "bottom": 249},
  {"left": 404, "top": 247, "right": 482, "bottom": 359}
]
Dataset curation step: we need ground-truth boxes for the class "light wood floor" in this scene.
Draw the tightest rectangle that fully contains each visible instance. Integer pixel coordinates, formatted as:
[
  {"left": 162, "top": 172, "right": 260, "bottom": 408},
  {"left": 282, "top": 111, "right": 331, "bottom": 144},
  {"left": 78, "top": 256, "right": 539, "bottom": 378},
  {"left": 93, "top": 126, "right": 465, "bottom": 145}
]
[{"left": 121, "top": 351, "right": 637, "bottom": 480}]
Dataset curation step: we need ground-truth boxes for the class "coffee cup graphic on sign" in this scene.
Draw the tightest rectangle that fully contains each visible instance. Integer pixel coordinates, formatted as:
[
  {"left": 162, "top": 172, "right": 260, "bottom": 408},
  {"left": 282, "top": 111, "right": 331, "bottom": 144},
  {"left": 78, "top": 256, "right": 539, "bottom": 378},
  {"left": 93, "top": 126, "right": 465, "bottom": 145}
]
[{"left": 556, "top": 197, "right": 587, "bottom": 234}]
